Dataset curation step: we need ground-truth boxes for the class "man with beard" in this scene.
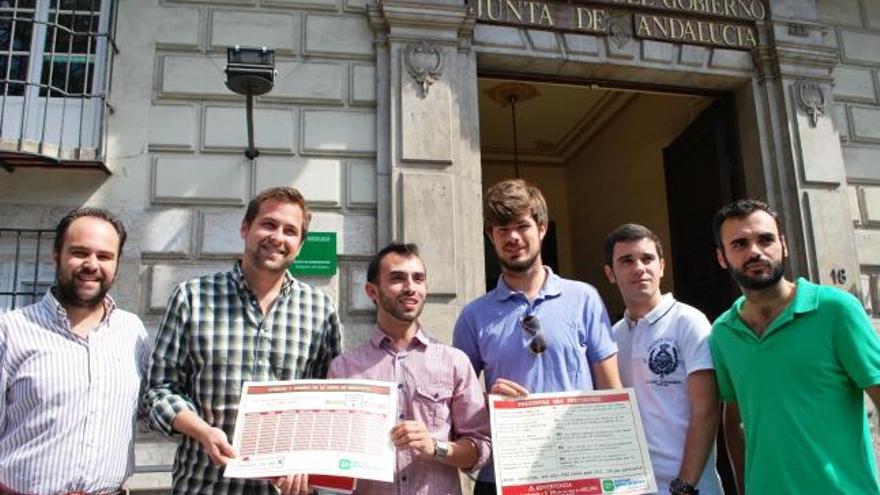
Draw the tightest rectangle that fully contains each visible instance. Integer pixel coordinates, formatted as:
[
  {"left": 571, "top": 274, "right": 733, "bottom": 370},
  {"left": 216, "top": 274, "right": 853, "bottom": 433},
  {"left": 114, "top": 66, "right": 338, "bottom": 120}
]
[
  {"left": 603, "top": 224, "right": 722, "bottom": 495},
  {"left": 453, "top": 179, "right": 621, "bottom": 495},
  {"left": 0, "top": 208, "right": 150, "bottom": 494},
  {"left": 710, "top": 199, "right": 880, "bottom": 494},
  {"left": 328, "top": 243, "right": 490, "bottom": 494},
  {"left": 143, "top": 187, "right": 342, "bottom": 495}
]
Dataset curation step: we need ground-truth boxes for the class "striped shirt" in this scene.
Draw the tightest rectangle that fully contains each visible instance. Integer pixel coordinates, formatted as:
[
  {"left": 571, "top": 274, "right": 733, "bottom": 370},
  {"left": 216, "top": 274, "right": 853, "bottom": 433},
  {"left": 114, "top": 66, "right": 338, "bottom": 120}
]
[
  {"left": 143, "top": 262, "right": 343, "bottom": 495},
  {"left": 328, "top": 326, "right": 491, "bottom": 495},
  {"left": 0, "top": 291, "right": 150, "bottom": 494}
]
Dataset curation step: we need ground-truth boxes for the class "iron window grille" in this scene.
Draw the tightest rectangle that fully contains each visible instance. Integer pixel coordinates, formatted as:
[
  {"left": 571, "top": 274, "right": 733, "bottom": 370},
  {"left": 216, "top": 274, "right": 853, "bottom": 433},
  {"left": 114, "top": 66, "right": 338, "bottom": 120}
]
[
  {"left": 0, "top": 228, "right": 54, "bottom": 313},
  {"left": 0, "top": 0, "right": 116, "bottom": 172}
]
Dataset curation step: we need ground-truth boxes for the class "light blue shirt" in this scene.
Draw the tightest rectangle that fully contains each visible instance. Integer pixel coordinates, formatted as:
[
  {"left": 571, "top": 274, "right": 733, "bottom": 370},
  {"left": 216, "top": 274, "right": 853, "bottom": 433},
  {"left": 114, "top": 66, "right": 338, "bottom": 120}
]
[{"left": 453, "top": 267, "right": 618, "bottom": 483}]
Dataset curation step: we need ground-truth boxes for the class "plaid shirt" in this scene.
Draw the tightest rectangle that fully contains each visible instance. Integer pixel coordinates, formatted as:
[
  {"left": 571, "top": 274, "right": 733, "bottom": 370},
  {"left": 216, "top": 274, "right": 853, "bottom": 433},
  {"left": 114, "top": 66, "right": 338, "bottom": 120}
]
[{"left": 143, "top": 262, "right": 343, "bottom": 495}]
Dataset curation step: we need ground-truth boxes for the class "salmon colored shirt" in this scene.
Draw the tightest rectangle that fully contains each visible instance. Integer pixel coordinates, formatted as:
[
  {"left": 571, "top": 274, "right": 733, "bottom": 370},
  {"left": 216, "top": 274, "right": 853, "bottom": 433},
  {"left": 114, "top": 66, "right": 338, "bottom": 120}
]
[{"left": 328, "top": 326, "right": 491, "bottom": 495}]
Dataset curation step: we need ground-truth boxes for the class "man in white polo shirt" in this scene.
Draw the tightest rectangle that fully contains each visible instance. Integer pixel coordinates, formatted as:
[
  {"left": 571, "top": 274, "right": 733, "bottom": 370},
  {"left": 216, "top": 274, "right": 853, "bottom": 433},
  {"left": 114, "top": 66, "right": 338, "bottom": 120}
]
[{"left": 603, "top": 224, "right": 722, "bottom": 495}]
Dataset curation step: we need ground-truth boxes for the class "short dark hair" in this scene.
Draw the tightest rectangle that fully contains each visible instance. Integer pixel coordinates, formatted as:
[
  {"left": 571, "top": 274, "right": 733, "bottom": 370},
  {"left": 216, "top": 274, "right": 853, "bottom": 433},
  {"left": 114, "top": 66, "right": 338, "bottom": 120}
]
[
  {"left": 603, "top": 223, "right": 664, "bottom": 267},
  {"left": 712, "top": 199, "right": 782, "bottom": 247},
  {"left": 367, "top": 242, "right": 421, "bottom": 285},
  {"left": 54, "top": 207, "right": 128, "bottom": 256},
  {"left": 484, "top": 179, "right": 549, "bottom": 230},
  {"left": 244, "top": 186, "right": 312, "bottom": 237}
]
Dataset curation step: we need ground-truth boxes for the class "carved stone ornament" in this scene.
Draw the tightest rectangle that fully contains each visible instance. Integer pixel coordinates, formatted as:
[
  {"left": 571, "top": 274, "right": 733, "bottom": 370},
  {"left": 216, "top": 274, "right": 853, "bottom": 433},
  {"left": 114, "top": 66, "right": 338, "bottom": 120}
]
[
  {"left": 608, "top": 15, "right": 632, "bottom": 49},
  {"left": 795, "top": 79, "right": 825, "bottom": 128},
  {"left": 405, "top": 41, "right": 444, "bottom": 99}
]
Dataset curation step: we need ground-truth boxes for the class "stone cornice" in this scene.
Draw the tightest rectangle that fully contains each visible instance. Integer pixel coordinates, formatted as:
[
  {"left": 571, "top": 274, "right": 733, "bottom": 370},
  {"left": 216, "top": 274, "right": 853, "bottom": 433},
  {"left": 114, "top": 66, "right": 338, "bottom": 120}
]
[{"left": 369, "top": 1, "right": 475, "bottom": 41}]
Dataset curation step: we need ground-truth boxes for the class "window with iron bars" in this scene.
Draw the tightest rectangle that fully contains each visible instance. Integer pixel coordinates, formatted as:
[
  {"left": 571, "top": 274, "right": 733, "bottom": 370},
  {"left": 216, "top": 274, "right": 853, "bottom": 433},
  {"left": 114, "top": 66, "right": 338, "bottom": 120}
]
[
  {"left": 0, "top": 0, "right": 115, "bottom": 171},
  {"left": 0, "top": 228, "right": 55, "bottom": 313}
]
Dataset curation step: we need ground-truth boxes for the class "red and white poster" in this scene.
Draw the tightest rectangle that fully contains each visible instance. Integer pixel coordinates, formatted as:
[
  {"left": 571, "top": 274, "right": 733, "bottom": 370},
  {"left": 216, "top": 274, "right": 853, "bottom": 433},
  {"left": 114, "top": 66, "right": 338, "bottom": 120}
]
[{"left": 489, "top": 389, "right": 656, "bottom": 495}]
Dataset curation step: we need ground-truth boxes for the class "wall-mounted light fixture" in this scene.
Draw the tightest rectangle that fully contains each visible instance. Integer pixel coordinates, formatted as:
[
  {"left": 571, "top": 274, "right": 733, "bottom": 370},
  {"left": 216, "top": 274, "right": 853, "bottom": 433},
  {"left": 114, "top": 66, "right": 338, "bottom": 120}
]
[{"left": 225, "top": 46, "right": 276, "bottom": 160}]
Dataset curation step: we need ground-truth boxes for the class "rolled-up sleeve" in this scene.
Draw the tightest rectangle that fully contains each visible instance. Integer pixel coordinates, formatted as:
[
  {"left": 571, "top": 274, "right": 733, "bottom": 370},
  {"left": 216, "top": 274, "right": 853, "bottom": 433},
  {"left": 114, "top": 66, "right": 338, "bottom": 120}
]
[
  {"left": 450, "top": 350, "right": 491, "bottom": 472},
  {"left": 141, "top": 285, "right": 198, "bottom": 436}
]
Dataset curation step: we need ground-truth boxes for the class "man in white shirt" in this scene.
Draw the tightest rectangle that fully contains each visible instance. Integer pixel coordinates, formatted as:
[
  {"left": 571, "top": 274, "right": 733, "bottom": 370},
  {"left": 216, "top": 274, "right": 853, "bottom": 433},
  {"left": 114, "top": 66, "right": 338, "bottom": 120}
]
[
  {"left": 0, "top": 208, "right": 149, "bottom": 495},
  {"left": 603, "top": 223, "right": 723, "bottom": 495}
]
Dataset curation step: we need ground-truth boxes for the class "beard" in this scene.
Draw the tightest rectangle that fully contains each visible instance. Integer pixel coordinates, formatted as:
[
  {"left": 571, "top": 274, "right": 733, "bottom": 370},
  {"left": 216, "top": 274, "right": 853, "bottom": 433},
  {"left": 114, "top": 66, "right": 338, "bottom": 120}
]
[
  {"left": 728, "top": 258, "right": 785, "bottom": 291},
  {"left": 379, "top": 291, "right": 423, "bottom": 322},
  {"left": 55, "top": 265, "right": 112, "bottom": 309},
  {"left": 498, "top": 249, "right": 541, "bottom": 273}
]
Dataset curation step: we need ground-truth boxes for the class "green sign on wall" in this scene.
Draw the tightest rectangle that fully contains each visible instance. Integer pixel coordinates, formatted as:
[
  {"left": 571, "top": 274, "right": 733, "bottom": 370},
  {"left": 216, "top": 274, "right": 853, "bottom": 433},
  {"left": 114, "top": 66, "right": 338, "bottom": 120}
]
[{"left": 289, "top": 232, "right": 337, "bottom": 277}]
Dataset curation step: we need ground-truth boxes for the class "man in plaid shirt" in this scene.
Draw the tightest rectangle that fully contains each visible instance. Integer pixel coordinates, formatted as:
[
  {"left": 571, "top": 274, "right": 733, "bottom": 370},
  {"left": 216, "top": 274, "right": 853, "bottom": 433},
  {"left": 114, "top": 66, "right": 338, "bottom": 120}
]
[{"left": 143, "top": 187, "right": 343, "bottom": 495}]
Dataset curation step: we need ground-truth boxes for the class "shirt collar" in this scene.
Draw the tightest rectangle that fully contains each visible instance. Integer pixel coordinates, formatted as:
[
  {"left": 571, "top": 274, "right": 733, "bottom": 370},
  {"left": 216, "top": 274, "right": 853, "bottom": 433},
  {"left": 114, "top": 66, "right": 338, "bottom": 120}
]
[
  {"left": 625, "top": 293, "right": 675, "bottom": 326},
  {"left": 231, "top": 260, "right": 294, "bottom": 295},
  {"left": 493, "top": 266, "right": 562, "bottom": 301},
  {"left": 369, "top": 324, "right": 430, "bottom": 350},
  {"left": 40, "top": 289, "right": 117, "bottom": 329},
  {"left": 716, "top": 277, "right": 818, "bottom": 334}
]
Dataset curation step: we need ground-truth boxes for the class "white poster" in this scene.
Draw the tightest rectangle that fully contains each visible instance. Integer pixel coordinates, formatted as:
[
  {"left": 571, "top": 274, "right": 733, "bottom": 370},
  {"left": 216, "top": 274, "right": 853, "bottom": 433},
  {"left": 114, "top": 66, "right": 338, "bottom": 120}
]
[{"left": 490, "top": 389, "right": 656, "bottom": 495}]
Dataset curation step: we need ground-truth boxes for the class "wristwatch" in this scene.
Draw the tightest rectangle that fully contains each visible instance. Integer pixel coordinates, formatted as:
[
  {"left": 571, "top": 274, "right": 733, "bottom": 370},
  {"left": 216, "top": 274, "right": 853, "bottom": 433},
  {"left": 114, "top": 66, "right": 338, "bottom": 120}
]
[
  {"left": 432, "top": 439, "right": 449, "bottom": 458},
  {"left": 669, "top": 478, "right": 699, "bottom": 495}
]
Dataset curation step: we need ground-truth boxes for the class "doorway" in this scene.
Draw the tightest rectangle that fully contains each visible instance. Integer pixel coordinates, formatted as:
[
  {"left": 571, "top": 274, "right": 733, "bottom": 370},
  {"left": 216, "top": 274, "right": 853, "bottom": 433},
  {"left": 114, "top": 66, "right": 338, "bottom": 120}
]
[{"left": 478, "top": 76, "right": 743, "bottom": 492}]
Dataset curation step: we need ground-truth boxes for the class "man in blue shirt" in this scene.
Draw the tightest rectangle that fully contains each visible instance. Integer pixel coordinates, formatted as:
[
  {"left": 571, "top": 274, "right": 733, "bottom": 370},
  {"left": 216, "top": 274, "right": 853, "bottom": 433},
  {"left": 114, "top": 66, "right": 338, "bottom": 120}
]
[{"left": 453, "top": 179, "right": 621, "bottom": 495}]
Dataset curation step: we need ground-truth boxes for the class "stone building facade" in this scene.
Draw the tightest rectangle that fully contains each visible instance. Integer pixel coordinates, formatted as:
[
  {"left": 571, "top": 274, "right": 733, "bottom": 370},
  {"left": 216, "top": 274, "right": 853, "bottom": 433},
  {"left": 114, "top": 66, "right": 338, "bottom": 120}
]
[{"left": 0, "top": 0, "right": 878, "bottom": 490}]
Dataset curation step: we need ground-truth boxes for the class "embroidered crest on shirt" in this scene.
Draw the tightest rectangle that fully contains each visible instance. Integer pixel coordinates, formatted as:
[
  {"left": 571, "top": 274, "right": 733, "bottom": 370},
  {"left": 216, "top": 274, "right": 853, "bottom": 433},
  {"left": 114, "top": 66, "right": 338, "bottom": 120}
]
[{"left": 646, "top": 338, "right": 681, "bottom": 386}]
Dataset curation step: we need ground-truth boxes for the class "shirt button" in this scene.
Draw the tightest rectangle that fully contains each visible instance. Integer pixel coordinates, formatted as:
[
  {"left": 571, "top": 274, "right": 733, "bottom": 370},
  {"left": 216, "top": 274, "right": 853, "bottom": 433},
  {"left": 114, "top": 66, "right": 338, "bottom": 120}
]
[
  {"left": 397, "top": 383, "right": 403, "bottom": 389},
  {"left": 399, "top": 414, "right": 405, "bottom": 420},
  {"left": 401, "top": 476, "right": 407, "bottom": 482}
]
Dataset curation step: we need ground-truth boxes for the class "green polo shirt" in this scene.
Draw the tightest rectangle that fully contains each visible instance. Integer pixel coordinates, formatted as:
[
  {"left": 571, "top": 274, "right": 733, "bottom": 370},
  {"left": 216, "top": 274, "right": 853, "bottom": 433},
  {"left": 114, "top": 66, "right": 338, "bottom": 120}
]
[{"left": 710, "top": 278, "right": 880, "bottom": 494}]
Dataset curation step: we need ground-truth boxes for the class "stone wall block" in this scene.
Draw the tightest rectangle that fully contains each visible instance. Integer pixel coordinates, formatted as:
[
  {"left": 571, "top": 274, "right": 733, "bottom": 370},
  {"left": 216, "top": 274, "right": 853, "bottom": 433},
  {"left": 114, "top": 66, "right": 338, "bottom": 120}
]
[
  {"left": 868, "top": 1, "right": 880, "bottom": 30},
  {"left": 851, "top": 106, "right": 880, "bottom": 142},
  {"left": 160, "top": 56, "right": 229, "bottom": 97},
  {"left": 400, "top": 50, "right": 452, "bottom": 163},
  {"left": 833, "top": 103, "right": 850, "bottom": 139},
  {"left": 140, "top": 209, "right": 193, "bottom": 256},
  {"left": 153, "top": 156, "right": 249, "bottom": 204},
  {"left": 474, "top": 25, "right": 526, "bottom": 48},
  {"left": 641, "top": 40, "right": 674, "bottom": 63},
  {"left": 862, "top": 187, "right": 880, "bottom": 225},
  {"left": 200, "top": 208, "right": 246, "bottom": 257},
  {"left": 301, "top": 110, "right": 376, "bottom": 155},
  {"left": 351, "top": 64, "right": 376, "bottom": 105},
  {"left": 304, "top": 14, "right": 373, "bottom": 57},
  {"left": 308, "top": 212, "right": 376, "bottom": 256},
  {"left": 254, "top": 157, "right": 341, "bottom": 205},
  {"left": 211, "top": 11, "right": 297, "bottom": 53},
  {"left": 347, "top": 161, "right": 377, "bottom": 206},
  {"left": 841, "top": 31, "right": 880, "bottom": 65},
  {"left": 563, "top": 33, "right": 599, "bottom": 55},
  {"left": 272, "top": 61, "right": 346, "bottom": 103},
  {"left": 347, "top": 265, "right": 373, "bottom": 313},
  {"left": 679, "top": 45, "right": 708, "bottom": 66},
  {"left": 816, "top": 0, "right": 863, "bottom": 27},
  {"left": 148, "top": 263, "right": 231, "bottom": 311},
  {"left": 419, "top": 303, "right": 459, "bottom": 344},
  {"left": 805, "top": 190, "right": 861, "bottom": 290},
  {"left": 204, "top": 106, "right": 296, "bottom": 152},
  {"left": 156, "top": 7, "right": 201, "bottom": 48},
  {"left": 149, "top": 104, "right": 199, "bottom": 150},
  {"left": 844, "top": 146, "right": 880, "bottom": 181},
  {"left": 849, "top": 185, "right": 862, "bottom": 224},
  {"left": 263, "top": 0, "right": 338, "bottom": 11},
  {"left": 401, "top": 173, "right": 456, "bottom": 295},
  {"left": 527, "top": 30, "right": 559, "bottom": 52},
  {"left": 794, "top": 85, "right": 846, "bottom": 184},
  {"left": 709, "top": 48, "right": 752, "bottom": 70},
  {"left": 856, "top": 229, "right": 880, "bottom": 266},
  {"left": 833, "top": 66, "right": 877, "bottom": 102}
]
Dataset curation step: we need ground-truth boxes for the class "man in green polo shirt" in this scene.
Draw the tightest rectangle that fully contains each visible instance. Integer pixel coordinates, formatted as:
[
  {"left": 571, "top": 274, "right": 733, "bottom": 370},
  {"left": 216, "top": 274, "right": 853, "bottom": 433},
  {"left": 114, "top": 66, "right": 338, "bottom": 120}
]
[{"left": 710, "top": 198, "right": 880, "bottom": 494}]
